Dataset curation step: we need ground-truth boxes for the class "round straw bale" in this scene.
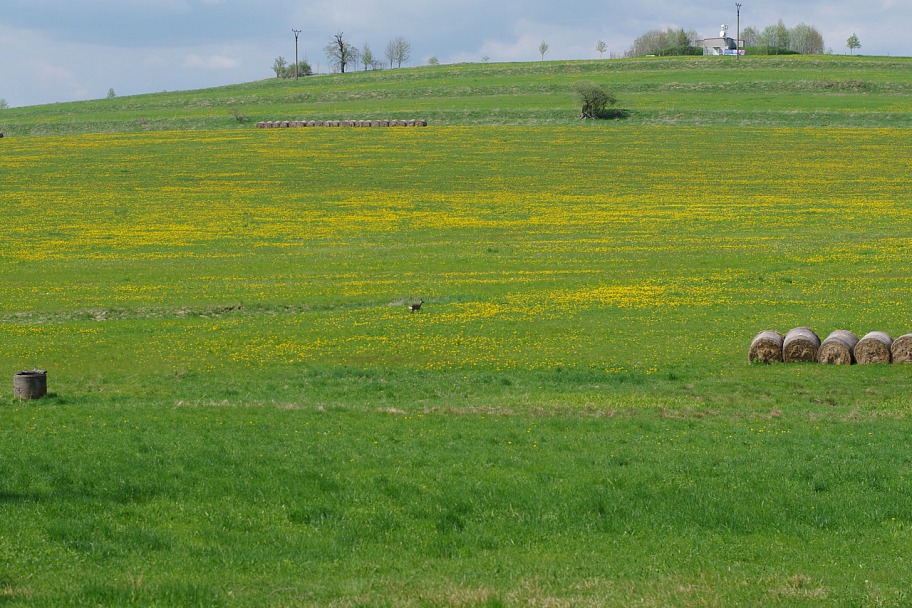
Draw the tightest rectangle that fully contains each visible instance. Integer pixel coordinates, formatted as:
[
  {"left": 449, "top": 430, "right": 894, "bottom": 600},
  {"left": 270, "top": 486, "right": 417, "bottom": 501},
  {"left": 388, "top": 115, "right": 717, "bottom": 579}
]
[
  {"left": 256, "top": 122, "right": 265, "bottom": 128},
  {"left": 891, "top": 334, "right": 912, "bottom": 363},
  {"left": 817, "top": 330, "right": 858, "bottom": 365},
  {"left": 306, "top": 120, "right": 315, "bottom": 127},
  {"left": 748, "top": 330, "right": 783, "bottom": 364},
  {"left": 417, "top": 119, "right": 428, "bottom": 126},
  {"left": 783, "top": 327, "right": 820, "bottom": 363},
  {"left": 855, "top": 331, "right": 893, "bottom": 364}
]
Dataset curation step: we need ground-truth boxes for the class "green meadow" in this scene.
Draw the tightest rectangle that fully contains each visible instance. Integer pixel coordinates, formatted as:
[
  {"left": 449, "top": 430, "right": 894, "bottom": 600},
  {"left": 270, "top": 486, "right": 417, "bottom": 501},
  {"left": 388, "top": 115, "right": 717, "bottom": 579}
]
[{"left": 2, "top": 56, "right": 912, "bottom": 606}]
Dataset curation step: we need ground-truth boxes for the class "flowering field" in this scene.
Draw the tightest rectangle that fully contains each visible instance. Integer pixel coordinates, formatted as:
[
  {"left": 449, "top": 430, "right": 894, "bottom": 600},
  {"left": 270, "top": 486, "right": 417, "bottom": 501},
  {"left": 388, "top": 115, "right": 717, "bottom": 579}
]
[
  {"left": 2, "top": 126, "right": 912, "bottom": 392},
  {"left": 3, "top": 125, "right": 912, "bottom": 605}
]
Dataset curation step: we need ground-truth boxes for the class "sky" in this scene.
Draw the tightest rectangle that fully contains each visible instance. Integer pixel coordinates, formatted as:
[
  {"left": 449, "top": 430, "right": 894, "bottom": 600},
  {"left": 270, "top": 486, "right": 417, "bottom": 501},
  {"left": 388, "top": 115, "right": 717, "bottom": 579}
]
[{"left": 0, "top": 0, "right": 907, "bottom": 107}]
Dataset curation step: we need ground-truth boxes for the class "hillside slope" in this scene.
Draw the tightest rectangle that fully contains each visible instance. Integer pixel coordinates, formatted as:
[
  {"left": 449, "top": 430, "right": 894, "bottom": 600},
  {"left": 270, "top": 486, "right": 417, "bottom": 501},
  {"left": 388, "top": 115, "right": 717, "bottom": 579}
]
[{"left": 2, "top": 54, "right": 911, "bottom": 135}]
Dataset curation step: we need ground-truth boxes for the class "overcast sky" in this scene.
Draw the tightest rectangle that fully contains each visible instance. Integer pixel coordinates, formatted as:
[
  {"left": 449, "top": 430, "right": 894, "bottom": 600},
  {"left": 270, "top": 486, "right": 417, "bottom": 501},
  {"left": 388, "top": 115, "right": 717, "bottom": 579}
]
[{"left": 1, "top": 0, "right": 906, "bottom": 107}]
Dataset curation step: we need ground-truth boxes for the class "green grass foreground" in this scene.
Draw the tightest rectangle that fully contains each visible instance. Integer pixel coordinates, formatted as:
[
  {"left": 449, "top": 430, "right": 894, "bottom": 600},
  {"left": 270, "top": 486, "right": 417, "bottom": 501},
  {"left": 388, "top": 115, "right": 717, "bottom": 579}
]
[
  {"left": 2, "top": 56, "right": 912, "bottom": 606},
  {"left": 2, "top": 396, "right": 910, "bottom": 606}
]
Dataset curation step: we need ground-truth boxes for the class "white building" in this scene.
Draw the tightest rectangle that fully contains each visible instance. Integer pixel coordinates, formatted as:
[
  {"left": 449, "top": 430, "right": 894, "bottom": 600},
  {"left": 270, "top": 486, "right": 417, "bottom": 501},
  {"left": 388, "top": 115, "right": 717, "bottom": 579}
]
[{"left": 698, "top": 25, "right": 744, "bottom": 56}]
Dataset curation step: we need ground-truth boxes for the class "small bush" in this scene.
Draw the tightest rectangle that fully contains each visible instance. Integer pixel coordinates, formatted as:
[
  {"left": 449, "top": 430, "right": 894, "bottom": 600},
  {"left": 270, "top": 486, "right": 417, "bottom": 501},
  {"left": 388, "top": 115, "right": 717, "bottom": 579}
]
[
  {"left": 745, "top": 46, "right": 800, "bottom": 55},
  {"left": 656, "top": 45, "right": 703, "bottom": 56},
  {"left": 571, "top": 81, "right": 618, "bottom": 120}
]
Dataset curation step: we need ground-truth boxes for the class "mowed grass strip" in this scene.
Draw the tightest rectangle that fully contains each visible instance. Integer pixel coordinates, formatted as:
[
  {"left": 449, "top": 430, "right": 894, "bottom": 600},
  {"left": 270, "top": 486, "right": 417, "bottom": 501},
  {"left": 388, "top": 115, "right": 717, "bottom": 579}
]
[{"left": 2, "top": 55, "right": 912, "bottom": 135}]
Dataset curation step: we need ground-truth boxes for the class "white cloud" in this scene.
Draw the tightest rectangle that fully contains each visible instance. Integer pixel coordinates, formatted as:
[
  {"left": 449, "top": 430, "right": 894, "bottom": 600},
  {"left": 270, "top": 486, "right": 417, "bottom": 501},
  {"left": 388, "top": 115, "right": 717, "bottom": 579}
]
[{"left": 182, "top": 54, "right": 240, "bottom": 69}]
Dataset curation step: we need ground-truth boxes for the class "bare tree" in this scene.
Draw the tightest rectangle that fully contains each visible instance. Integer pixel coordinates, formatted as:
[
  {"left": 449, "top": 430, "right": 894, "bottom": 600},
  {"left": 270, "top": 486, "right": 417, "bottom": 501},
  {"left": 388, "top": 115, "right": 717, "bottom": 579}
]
[
  {"left": 758, "top": 19, "right": 790, "bottom": 53},
  {"left": 740, "top": 26, "right": 759, "bottom": 47},
  {"left": 324, "top": 32, "right": 359, "bottom": 73},
  {"left": 627, "top": 27, "right": 697, "bottom": 56},
  {"left": 539, "top": 40, "right": 549, "bottom": 61},
  {"left": 385, "top": 36, "right": 412, "bottom": 68},
  {"left": 789, "top": 23, "right": 824, "bottom": 54},
  {"left": 596, "top": 40, "right": 607, "bottom": 58}
]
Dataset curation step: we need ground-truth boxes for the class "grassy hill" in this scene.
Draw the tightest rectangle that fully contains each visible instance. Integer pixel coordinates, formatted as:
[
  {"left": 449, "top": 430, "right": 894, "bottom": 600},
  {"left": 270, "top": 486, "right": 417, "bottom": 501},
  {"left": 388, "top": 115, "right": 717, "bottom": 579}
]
[{"left": 2, "top": 54, "right": 912, "bottom": 135}]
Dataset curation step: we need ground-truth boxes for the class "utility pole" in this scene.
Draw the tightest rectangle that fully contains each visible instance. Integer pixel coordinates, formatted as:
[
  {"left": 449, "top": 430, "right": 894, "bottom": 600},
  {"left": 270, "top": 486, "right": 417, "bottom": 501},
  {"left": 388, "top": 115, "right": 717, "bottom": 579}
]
[
  {"left": 735, "top": 3, "right": 741, "bottom": 58},
  {"left": 292, "top": 29, "right": 302, "bottom": 79}
]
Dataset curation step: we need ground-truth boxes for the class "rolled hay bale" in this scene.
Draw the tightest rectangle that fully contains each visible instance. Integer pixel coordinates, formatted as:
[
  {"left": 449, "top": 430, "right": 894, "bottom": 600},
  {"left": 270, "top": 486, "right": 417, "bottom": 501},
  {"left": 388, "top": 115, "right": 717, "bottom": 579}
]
[
  {"left": 817, "top": 330, "right": 859, "bottom": 365},
  {"left": 855, "top": 331, "right": 893, "bottom": 364},
  {"left": 749, "top": 330, "right": 784, "bottom": 364},
  {"left": 291, "top": 121, "right": 303, "bottom": 127},
  {"left": 306, "top": 120, "right": 316, "bottom": 127},
  {"left": 783, "top": 327, "right": 820, "bottom": 363},
  {"left": 891, "top": 334, "right": 912, "bottom": 363},
  {"left": 380, "top": 120, "right": 390, "bottom": 127},
  {"left": 370, "top": 120, "right": 381, "bottom": 127},
  {"left": 417, "top": 119, "right": 428, "bottom": 126},
  {"left": 407, "top": 119, "right": 417, "bottom": 126},
  {"left": 256, "top": 122, "right": 265, "bottom": 128}
]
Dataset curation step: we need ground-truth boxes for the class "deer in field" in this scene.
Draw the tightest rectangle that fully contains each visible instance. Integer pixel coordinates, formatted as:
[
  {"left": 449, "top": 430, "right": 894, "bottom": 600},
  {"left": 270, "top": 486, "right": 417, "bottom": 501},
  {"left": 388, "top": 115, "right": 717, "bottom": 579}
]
[{"left": 409, "top": 299, "right": 424, "bottom": 313}]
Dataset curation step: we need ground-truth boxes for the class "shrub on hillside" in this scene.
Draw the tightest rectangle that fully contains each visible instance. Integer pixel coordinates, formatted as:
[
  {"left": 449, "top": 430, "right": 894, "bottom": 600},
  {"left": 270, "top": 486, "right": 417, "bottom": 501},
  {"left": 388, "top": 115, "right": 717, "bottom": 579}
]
[
  {"left": 571, "top": 81, "right": 618, "bottom": 120},
  {"left": 655, "top": 46, "right": 703, "bottom": 56},
  {"left": 744, "top": 46, "right": 800, "bottom": 56}
]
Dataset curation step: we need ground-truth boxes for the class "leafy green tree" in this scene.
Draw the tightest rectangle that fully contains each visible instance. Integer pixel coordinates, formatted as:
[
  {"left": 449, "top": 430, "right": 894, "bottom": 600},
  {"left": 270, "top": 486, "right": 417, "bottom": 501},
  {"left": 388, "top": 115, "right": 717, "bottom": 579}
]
[
  {"left": 539, "top": 41, "right": 549, "bottom": 61},
  {"left": 847, "top": 33, "right": 861, "bottom": 55},
  {"left": 272, "top": 58, "right": 312, "bottom": 78},
  {"left": 571, "top": 81, "right": 617, "bottom": 119},
  {"left": 427, "top": 56, "right": 440, "bottom": 66},
  {"left": 107, "top": 88, "right": 116, "bottom": 99},
  {"left": 0, "top": 98, "right": 8, "bottom": 109},
  {"left": 361, "top": 44, "right": 375, "bottom": 71},
  {"left": 272, "top": 56, "right": 288, "bottom": 77},
  {"left": 596, "top": 40, "right": 607, "bottom": 58}
]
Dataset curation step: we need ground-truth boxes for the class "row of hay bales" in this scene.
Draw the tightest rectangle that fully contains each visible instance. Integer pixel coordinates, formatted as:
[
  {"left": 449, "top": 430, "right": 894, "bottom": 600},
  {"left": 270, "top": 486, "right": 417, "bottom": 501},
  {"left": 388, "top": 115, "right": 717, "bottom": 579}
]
[
  {"left": 256, "top": 119, "right": 428, "bottom": 128},
  {"left": 749, "top": 328, "right": 912, "bottom": 364}
]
